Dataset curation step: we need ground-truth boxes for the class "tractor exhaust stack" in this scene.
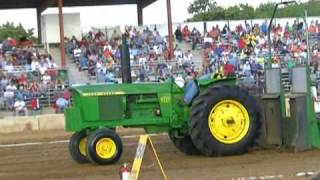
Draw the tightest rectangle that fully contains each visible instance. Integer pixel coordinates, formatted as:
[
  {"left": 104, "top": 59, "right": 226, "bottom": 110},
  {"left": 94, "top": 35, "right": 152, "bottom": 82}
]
[{"left": 121, "top": 34, "right": 132, "bottom": 84}]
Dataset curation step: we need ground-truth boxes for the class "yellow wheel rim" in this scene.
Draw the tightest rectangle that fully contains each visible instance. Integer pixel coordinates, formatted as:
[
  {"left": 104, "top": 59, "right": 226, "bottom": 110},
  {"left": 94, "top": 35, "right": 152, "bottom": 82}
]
[
  {"left": 208, "top": 100, "right": 250, "bottom": 144},
  {"left": 95, "top": 138, "right": 117, "bottom": 159},
  {"left": 79, "top": 137, "right": 87, "bottom": 156}
]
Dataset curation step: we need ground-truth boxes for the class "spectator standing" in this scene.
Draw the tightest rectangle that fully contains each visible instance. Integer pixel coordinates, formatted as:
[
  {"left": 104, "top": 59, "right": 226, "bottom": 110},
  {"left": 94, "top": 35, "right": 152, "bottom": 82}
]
[{"left": 175, "top": 26, "right": 182, "bottom": 42}]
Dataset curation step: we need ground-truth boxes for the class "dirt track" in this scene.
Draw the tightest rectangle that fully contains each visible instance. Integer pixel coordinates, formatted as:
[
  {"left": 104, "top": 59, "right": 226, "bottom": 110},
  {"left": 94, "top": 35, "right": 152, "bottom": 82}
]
[{"left": 0, "top": 130, "right": 319, "bottom": 180}]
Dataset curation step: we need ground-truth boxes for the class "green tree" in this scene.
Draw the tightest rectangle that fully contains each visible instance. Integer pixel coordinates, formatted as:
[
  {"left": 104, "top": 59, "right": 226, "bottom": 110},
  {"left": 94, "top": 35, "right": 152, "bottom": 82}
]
[
  {"left": 187, "top": 0, "right": 217, "bottom": 14},
  {"left": 187, "top": 0, "right": 320, "bottom": 22},
  {"left": 0, "top": 22, "right": 36, "bottom": 42},
  {"left": 238, "top": 3, "right": 255, "bottom": 19},
  {"left": 224, "top": 6, "right": 241, "bottom": 20},
  {"left": 255, "top": 2, "right": 275, "bottom": 19}
]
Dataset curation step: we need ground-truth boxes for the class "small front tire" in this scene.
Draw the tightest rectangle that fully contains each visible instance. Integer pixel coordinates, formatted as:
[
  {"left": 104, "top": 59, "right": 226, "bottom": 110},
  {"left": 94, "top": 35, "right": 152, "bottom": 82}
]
[
  {"left": 69, "top": 131, "right": 88, "bottom": 164},
  {"left": 86, "top": 128, "right": 123, "bottom": 165}
]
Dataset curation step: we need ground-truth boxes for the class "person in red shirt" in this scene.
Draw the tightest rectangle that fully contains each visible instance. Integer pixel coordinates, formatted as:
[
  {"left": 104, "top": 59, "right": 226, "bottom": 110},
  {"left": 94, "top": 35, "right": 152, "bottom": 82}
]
[
  {"left": 31, "top": 97, "right": 40, "bottom": 112},
  {"left": 103, "top": 48, "right": 112, "bottom": 59},
  {"left": 181, "top": 26, "right": 191, "bottom": 41},
  {"left": 223, "top": 61, "right": 234, "bottom": 76},
  {"left": 80, "top": 37, "right": 88, "bottom": 47},
  {"left": 309, "top": 21, "right": 317, "bottom": 34},
  {"left": 239, "top": 36, "right": 246, "bottom": 50},
  {"left": 283, "top": 30, "right": 290, "bottom": 39},
  {"left": 18, "top": 73, "right": 28, "bottom": 87}
]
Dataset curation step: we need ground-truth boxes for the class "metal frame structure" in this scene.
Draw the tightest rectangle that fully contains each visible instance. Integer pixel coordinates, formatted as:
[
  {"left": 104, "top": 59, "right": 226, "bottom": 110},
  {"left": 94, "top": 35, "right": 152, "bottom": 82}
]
[{"left": 266, "top": 0, "right": 320, "bottom": 149}]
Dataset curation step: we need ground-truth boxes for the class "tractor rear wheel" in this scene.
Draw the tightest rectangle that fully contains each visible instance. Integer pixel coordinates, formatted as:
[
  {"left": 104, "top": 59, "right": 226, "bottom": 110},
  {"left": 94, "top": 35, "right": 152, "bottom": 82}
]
[
  {"left": 169, "top": 131, "right": 201, "bottom": 155},
  {"left": 189, "top": 85, "right": 260, "bottom": 156},
  {"left": 69, "top": 131, "right": 88, "bottom": 163},
  {"left": 86, "top": 128, "right": 123, "bottom": 165}
]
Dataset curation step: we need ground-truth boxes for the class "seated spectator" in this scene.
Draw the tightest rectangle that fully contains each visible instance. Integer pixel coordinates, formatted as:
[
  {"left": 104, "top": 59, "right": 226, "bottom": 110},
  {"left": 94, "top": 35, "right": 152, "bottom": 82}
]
[
  {"left": 209, "top": 26, "right": 220, "bottom": 40},
  {"left": 4, "top": 61, "right": 14, "bottom": 73},
  {"left": 47, "top": 55, "right": 57, "bottom": 68},
  {"left": 29, "top": 81, "right": 39, "bottom": 93},
  {"left": 105, "top": 70, "right": 115, "bottom": 83},
  {"left": 30, "top": 95, "right": 40, "bottom": 115},
  {"left": 242, "top": 61, "right": 251, "bottom": 76},
  {"left": 13, "top": 97, "right": 28, "bottom": 116},
  {"left": 55, "top": 96, "right": 69, "bottom": 113},
  {"left": 42, "top": 71, "right": 51, "bottom": 86},
  {"left": 39, "top": 60, "right": 48, "bottom": 75},
  {"left": 4, "top": 88, "right": 15, "bottom": 110},
  {"left": 31, "top": 58, "right": 40, "bottom": 71},
  {"left": 96, "top": 69, "right": 106, "bottom": 83},
  {"left": 223, "top": 61, "right": 234, "bottom": 76},
  {"left": 182, "top": 25, "right": 191, "bottom": 41},
  {"left": 88, "top": 59, "right": 96, "bottom": 76},
  {"left": 47, "top": 65, "right": 58, "bottom": 80},
  {"left": 63, "top": 88, "right": 71, "bottom": 101}
]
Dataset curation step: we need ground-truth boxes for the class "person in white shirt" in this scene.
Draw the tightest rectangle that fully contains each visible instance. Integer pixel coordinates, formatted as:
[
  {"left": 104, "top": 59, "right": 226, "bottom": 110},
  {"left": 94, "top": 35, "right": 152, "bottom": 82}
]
[
  {"left": 203, "top": 33, "right": 213, "bottom": 44},
  {"left": 3, "top": 82, "right": 16, "bottom": 110},
  {"left": 174, "top": 48, "right": 183, "bottom": 59},
  {"left": 31, "top": 59, "right": 40, "bottom": 71},
  {"left": 184, "top": 50, "right": 193, "bottom": 64},
  {"left": 47, "top": 59, "right": 58, "bottom": 68},
  {"left": 39, "top": 63, "right": 48, "bottom": 75},
  {"left": 4, "top": 61, "right": 14, "bottom": 73},
  {"left": 242, "top": 61, "right": 251, "bottom": 76},
  {"left": 42, "top": 72, "right": 51, "bottom": 85},
  {"left": 14, "top": 98, "right": 28, "bottom": 116}
]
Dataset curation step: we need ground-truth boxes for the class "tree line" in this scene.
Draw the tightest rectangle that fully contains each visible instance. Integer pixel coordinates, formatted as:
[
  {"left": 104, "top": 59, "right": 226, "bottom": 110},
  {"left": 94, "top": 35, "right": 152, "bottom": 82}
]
[
  {"left": 187, "top": 0, "right": 320, "bottom": 22},
  {"left": 0, "top": 22, "right": 36, "bottom": 42}
]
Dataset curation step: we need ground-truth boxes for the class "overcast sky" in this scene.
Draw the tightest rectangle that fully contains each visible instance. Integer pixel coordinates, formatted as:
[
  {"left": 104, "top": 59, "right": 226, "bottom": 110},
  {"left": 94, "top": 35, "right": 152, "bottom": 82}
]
[{"left": 0, "top": 0, "right": 309, "bottom": 34}]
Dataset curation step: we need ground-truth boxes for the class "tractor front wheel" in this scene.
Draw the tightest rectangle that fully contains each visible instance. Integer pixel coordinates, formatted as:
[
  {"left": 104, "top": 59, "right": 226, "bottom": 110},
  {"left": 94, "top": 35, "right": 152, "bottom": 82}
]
[
  {"left": 69, "top": 131, "right": 88, "bottom": 163},
  {"left": 169, "top": 131, "right": 201, "bottom": 155},
  {"left": 86, "top": 128, "right": 123, "bottom": 165},
  {"left": 189, "top": 85, "right": 260, "bottom": 156}
]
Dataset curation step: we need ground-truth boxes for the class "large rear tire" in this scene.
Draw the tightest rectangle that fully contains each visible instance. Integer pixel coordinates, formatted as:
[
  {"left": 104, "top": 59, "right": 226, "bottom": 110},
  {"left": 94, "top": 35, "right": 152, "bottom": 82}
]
[
  {"left": 86, "top": 128, "right": 123, "bottom": 165},
  {"left": 168, "top": 131, "right": 201, "bottom": 155},
  {"left": 69, "top": 131, "right": 88, "bottom": 164},
  {"left": 189, "top": 85, "right": 260, "bottom": 156}
]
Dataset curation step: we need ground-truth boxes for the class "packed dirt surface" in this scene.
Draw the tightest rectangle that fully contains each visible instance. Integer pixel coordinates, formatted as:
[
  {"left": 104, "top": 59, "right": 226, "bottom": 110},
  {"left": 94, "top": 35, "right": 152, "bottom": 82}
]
[{"left": 0, "top": 130, "right": 320, "bottom": 180}]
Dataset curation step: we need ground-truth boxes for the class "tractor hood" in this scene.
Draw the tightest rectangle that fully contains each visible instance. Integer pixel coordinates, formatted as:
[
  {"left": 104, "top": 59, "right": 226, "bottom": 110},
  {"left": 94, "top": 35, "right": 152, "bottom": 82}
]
[{"left": 70, "top": 82, "right": 175, "bottom": 97}]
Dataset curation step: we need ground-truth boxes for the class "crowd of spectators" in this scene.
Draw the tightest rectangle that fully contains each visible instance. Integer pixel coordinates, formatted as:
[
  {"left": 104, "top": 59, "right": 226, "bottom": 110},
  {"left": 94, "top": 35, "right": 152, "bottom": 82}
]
[
  {"left": 173, "top": 19, "right": 320, "bottom": 91},
  {"left": 0, "top": 37, "right": 69, "bottom": 116},
  {"left": 66, "top": 26, "right": 197, "bottom": 83},
  {"left": 66, "top": 19, "right": 320, "bottom": 89}
]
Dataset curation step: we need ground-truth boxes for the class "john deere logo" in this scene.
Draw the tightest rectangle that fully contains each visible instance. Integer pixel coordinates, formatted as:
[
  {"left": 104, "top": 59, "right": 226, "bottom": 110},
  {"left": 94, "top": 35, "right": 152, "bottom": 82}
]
[{"left": 82, "top": 92, "right": 125, "bottom": 97}]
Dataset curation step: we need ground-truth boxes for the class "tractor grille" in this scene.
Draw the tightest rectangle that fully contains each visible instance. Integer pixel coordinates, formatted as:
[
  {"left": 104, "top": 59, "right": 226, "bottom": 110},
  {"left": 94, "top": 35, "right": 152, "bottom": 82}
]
[{"left": 99, "top": 96, "right": 125, "bottom": 120}]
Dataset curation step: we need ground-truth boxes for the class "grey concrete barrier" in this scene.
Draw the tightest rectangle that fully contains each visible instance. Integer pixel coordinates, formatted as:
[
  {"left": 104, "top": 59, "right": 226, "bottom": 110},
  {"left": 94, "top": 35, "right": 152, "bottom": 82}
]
[{"left": 0, "top": 114, "right": 65, "bottom": 133}]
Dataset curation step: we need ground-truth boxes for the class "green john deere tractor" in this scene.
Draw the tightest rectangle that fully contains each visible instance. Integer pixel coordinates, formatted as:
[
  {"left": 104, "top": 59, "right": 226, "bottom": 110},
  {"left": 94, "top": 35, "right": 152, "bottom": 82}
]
[{"left": 65, "top": 76, "right": 260, "bottom": 165}]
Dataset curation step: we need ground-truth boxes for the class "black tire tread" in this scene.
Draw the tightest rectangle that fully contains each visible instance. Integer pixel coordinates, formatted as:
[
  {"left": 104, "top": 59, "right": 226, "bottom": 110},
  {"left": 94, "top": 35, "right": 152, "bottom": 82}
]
[{"left": 168, "top": 131, "right": 201, "bottom": 155}]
